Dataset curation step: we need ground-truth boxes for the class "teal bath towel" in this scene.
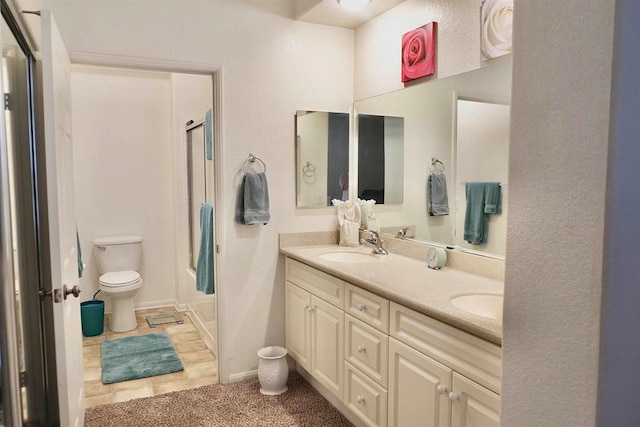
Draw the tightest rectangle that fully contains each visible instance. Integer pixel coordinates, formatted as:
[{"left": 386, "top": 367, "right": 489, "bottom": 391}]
[
  {"left": 76, "top": 227, "right": 84, "bottom": 278},
  {"left": 464, "top": 182, "right": 502, "bottom": 244},
  {"left": 196, "top": 203, "right": 214, "bottom": 295}
]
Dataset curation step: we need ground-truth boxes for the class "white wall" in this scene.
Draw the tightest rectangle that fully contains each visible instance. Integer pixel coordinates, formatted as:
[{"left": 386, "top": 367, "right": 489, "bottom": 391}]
[
  {"left": 43, "top": 0, "right": 354, "bottom": 380},
  {"left": 72, "top": 65, "right": 177, "bottom": 309},
  {"left": 502, "top": 0, "right": 615, "bottom": 425},
  {"left": 354, "top": 0, "right": 486, "bottom": 100}
]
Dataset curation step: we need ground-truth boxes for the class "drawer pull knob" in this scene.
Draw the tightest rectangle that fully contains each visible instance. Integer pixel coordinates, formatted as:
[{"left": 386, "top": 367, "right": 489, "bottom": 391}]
[
  {"left": 356, "top": 395, "right": 365, "bottom": 404},
  {"left": 357, "top": 345, "right": 366, "bottom": 353},
  {"left": 448, "top": 392, "right": 460, "bottom": 402},
  {"left": 437, "top": 385, "right": 448, "bottom": 395},
  {"left": 357, "top": 303, "right": 366, "bottom": 311}
]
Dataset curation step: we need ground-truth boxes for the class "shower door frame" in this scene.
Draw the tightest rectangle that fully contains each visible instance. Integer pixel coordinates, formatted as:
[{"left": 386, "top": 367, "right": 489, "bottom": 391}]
[{"left": 68, "top": 52, "right": 227, "bottom": 383}]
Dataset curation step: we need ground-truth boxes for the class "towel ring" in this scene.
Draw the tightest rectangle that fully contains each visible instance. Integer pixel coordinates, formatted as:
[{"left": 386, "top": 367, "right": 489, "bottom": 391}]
[
  {"left": 246, "top": 153, "right": 266, "bottom": 173},
  {"left": 429, "top": 157, "right": 445, "bottom": 174},
  {"left": 303, "top": 161, "right": 316, "bottom": 178}
]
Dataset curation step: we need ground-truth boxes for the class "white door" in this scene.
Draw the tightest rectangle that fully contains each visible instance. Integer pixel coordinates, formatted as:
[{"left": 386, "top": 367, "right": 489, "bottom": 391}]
[
  {"left": 310, "top": 296, "right": 344, "bottom": 399},
  {"left": 285, "top": 282, "right": 311, "bottom": 371},
  {"left": 450, "top": 372, "right": 500, "bottom": 427},
  {"left": 40, "top": 10, "right": 85, "bottom": 427},
  {"left": 388, "top": 338, "right": 452, "bottom": 427}
]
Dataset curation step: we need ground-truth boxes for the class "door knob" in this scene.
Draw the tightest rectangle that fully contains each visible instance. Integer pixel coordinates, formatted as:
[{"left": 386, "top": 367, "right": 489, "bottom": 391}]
[
  {"left": 448, "top": 392, "right": 460, "bottom": 402},
  {"left": 437, "top": 385, "right": 448, "bottom": 395},
  {"left": 63, "top": 284, "right": 81, "bottom": 300}
]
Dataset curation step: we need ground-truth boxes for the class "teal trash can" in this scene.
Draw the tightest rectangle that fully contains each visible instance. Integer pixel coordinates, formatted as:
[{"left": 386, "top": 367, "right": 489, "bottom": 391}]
[{"left": 81, "top": 300, "right": 105, "bottom": 337}]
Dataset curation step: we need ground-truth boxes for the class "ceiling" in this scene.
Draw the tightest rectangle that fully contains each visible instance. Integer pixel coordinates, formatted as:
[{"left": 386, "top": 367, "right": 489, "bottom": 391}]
[{"left": 293, "top": 0, "right": 406, "bottom": 29}]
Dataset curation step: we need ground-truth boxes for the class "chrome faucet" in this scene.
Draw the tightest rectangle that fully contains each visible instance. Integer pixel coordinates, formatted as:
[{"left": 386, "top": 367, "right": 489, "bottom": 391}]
[
  {"left": 360, "top": 230, "right": 389, "bottom": 255},
  {"left": 396, "top": 227, "right": 409, "bottom": 239}
]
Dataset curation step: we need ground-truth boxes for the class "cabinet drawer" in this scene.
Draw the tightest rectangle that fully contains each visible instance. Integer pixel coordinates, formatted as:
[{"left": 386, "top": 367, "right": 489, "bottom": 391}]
[
  {"left": 345, "top": 283, "right": 389, "bottom": 333},
  {"left": 389, "top": 302, "right": 502, "bottom": 394},
  {"left": 286, "top": 257, "right": 344, "bottom": 307},
  {"left": 344, "top": 361, "right": 388, "bottom": 427},
  {"left": 345, "top": 314, "right": 388, "bottom": 388}
]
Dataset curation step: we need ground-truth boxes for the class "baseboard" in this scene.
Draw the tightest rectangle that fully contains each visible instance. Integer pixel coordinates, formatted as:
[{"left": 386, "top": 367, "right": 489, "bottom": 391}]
[
  {"left": 296, "top": 365, "right": 366, "bottom": 427},
  {"left": 133, "top": 299, "right": 181, "bottom": 311},
  {"left": 185, "top": 309, "right": 217, "bottom": 357},
  {"left": 228, "top": 370, "right": 258, "bottom": 384}
]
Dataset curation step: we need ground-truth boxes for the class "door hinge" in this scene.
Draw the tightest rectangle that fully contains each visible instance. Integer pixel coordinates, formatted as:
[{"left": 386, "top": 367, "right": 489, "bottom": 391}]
[
  {"left": 216, "top": 244, "right": 220, "bottom": 254},
  {"left": 4, "top": 93, "right": 10, "bottom": 110},
  {"left": 19, "top": 371, "right": 26, "bottom": 387}
]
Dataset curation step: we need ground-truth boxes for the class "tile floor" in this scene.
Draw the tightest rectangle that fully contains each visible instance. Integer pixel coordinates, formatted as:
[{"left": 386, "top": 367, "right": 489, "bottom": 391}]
[{"left": 82, "top": 307, "right": 218, "bottom": 408}]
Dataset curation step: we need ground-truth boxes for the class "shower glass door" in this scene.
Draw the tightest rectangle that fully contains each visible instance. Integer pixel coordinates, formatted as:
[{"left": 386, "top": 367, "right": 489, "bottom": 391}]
[
  {"left": 185, "top": 119, "right": 217, "bottom": 357},
  {"left": 1, "top": 7, "right": 52, "bottom": 426}
]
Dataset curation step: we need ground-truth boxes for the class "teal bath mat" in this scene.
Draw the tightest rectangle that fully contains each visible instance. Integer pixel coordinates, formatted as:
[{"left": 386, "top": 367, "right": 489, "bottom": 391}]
[{"left": 101, "top": 333, "right": 183, "bottom": 384}]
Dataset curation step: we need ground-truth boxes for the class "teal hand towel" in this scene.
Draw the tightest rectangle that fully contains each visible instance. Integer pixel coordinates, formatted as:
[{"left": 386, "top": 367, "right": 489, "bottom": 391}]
[
  {"left": 464, "top": 183, "right": 487, "bottom": 244},
  {"left": 205, "top": 109, "right": 213, "bottom": 160},
  {"left": 484, "top": 182, "right": 502, "bottom": 214},
  {"left": 196, "top": 203, "right": 214, "bottom": 295},
  {"left": 427, "top": 173, "right": 449, "bottom": 216},
  {"left": 243, "top": 172, "right": 270, "bottom": 225}
]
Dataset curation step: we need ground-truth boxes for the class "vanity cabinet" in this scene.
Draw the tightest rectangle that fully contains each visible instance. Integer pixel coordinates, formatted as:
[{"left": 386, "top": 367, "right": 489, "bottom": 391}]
[
  {"left": 285, "top": 259, "right": 344, "bottom": 399},
  {"left": 284, "top": 257, "right": 502, "bottom": 427}
]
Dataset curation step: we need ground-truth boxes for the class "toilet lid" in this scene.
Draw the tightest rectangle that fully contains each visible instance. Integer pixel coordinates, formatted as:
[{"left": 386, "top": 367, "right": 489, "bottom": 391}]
[{"left": 99, "top": 271, "right": 141, "bottom": 287}]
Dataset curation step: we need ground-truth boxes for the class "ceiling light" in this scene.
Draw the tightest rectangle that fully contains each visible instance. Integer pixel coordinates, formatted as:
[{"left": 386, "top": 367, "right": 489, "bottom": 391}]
[{"left": 337, "top": 0, "right": 371, "bottom": 10}]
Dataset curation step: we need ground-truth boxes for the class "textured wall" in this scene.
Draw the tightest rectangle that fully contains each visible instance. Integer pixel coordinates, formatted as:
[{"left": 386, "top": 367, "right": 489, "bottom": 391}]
[
  {"left": 502, "top": 0, "right": 615, "bottom": 425},
  {"left": 354, "top": 0, "right": 484, "bottom": 100},
  {"left": 43, "top": 0, "right": 354, "bottom": 380}
]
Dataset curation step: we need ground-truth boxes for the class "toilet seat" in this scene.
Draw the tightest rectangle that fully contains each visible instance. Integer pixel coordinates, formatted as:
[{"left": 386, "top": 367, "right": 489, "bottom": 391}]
[{"left": 99, "top": 271, "right": 141, "bottom": 287}]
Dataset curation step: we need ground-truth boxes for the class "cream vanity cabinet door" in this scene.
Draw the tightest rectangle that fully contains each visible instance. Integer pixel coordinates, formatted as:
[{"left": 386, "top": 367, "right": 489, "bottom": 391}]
[
  {"left": 450, "top": 372, "right": 500, "bottom": 427},
  {"left": 310, "top": 295, "right": 344, "bottom": 399},
  {"left": 388, "top": 338, "right": 452, "bottom": 427},
  {"left": 285, "top": 281, "right": 311, "bottom": 371}
]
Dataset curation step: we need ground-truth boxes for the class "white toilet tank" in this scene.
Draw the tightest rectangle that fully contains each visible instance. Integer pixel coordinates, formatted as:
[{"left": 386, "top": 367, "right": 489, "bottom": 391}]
[{"left": 93, "top": 235, "right": 143, "bottom": 274}]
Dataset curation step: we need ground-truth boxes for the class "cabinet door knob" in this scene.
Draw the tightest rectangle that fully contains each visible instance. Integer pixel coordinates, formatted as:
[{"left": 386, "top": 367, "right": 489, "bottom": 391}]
[
  {"left": 448, "top": 392, "right": 460, "bottom": 402},
  {"left": 304, "top": 305, "right": 310, "bottom": 311},
  {"left": 357, "top": 303, "right": 366, "bottom": 311},
  {"left": 357, "top": 345, "right": 366, "bottom": 353},
  {"left": 436, "top": 385, "right": 448, "bottom": 395},
  {"left": 356, "top": 395, "right": 365, "bottom": 404}
]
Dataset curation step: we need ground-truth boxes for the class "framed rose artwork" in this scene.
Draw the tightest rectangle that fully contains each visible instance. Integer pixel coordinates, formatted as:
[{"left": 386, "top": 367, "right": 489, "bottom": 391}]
[
  {"left": 401, "top": 22, "right": 436, "bottom": 83},
  {"left": 481, "top": 0, "right": 514, "bottom": 60}
]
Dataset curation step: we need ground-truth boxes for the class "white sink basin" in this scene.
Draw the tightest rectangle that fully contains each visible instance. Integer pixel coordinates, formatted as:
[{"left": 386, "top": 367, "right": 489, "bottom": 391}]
[
  {"left": 318, "top": 251, "right": 378, "bottom": 263},
  {"left": 450, "top": 294, "right": 503, "bottom": 320}
]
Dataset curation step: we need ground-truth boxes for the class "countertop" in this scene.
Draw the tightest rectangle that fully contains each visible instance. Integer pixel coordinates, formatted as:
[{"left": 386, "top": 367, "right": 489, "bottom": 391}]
[{"left": 280, "top": 244, "right": 504, "bottom": 346}]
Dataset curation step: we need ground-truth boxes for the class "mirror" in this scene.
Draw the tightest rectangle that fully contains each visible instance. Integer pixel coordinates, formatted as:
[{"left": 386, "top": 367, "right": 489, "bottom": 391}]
[
  {"left": 357, "top": 114, "right": 404, "bottom": 204},
  {"left": 353, "top": 60, "right": 512, "bottom": 258},
  {"left": 295, "top": 110, "right": 350, "bottom": 208}
]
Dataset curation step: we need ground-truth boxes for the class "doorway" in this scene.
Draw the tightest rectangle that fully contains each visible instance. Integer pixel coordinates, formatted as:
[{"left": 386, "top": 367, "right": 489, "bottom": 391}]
[{"left": 69, "top": 63, "right": 221, "bottom": 407}]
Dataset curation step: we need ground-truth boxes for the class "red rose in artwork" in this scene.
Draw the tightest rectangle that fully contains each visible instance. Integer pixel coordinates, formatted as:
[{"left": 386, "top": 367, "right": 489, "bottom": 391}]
[{"left": 401, "top": 22, "right": 436, "bottom": 83}]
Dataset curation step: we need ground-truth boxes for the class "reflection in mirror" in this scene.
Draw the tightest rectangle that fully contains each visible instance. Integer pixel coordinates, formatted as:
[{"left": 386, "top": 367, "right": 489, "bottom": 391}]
[
  {"left": 354, "top": 60, "right": 512, "bottom": 258},
  {"left": 296, "top": 110, "right": 349, "bottom": 208},
  {"left": 357, "top": 115, "right": 404, "bottom": 204},
  {"left": 454, "top": 99, "right": 509, "bottom": 255}
]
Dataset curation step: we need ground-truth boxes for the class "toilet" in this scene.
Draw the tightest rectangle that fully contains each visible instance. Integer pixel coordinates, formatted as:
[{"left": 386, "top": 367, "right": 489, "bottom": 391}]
[{"left": 93, "top": 235, "right": 143, "bottom": 332}]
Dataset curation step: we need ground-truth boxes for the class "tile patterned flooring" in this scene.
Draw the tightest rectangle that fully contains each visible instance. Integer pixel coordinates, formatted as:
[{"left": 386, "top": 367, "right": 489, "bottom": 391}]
[{"left": 82, "top": 307, "right": 218, "bottom": 408}]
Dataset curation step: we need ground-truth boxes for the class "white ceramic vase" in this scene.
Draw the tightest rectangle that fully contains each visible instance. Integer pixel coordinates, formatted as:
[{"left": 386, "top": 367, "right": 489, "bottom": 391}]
[{"left": 257, "top": 346, "right": 289, "bottom": 395}]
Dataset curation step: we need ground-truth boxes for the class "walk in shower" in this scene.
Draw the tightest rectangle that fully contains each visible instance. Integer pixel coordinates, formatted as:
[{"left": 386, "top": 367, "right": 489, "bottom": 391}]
[{"left": 185, "top": 118, "right": 217, "bottom": 352}]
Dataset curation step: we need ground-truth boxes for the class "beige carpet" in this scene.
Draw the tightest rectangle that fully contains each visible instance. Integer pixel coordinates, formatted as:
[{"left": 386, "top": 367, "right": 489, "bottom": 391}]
[{"left": 85, "top": 372, "right": 353, "bottom": 426}]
